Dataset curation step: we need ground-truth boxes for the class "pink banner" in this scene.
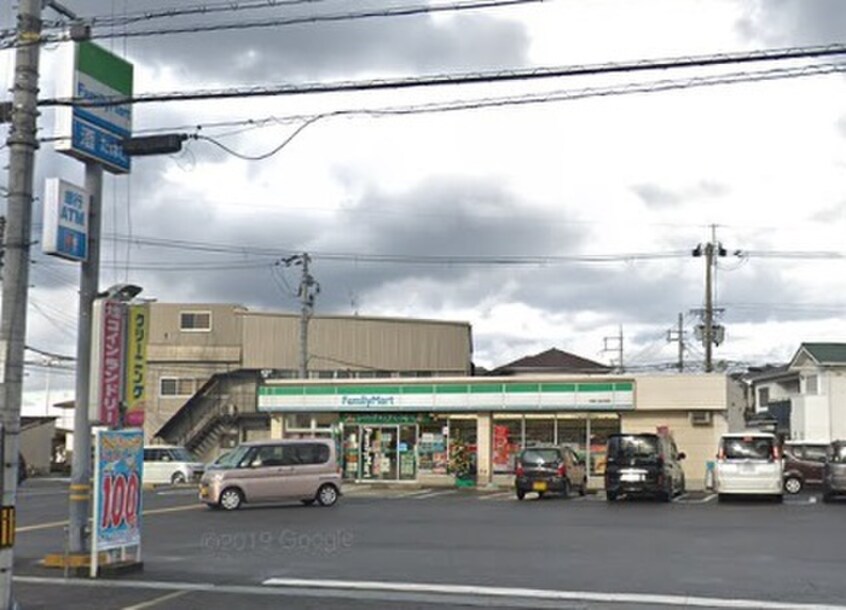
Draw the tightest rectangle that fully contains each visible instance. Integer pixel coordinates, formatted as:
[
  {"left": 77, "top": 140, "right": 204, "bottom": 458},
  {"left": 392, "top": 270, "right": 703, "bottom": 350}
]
[{"left": 99, "top": 300, "right": 125, "bottom": 426}]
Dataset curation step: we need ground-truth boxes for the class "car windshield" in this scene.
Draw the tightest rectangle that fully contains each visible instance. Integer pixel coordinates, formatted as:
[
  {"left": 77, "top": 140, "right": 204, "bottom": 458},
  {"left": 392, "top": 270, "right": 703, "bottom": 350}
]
[
  {"left": 722, "top": 437, "right": 774, "bottom": 460},
  {"left": 520, "top": 449, "right": 560, "bottom": 465},
  {"left": 170, "top": 448, "right": 195, "bottom": 462},
  {"left": 607, "top": 435, "right": 660, "bottom": 461},
  {"left": 831, "top": 445, "right": 846, "bottom": 463},
  {"left": 210, "top": 445, "right": 252, "bottom": 469}
]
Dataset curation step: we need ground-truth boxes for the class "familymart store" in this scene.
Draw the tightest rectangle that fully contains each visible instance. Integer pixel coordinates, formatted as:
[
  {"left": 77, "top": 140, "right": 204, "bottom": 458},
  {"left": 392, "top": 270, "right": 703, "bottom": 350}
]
[{"left": 258, "top": 377, "right": 643, "bottom": 486}]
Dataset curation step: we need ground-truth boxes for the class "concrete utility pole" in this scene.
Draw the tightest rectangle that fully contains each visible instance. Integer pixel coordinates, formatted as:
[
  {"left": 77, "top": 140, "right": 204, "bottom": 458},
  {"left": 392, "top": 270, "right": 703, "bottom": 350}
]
[
  {"left": 602, "top": 327, "right": 624, "bottom": 373},
  {"left": 282, "top": 254, "right": 319, "bottom": 379},
  {"left": 0, "top": 1, "right": 42, "bottom": 606},
  {"left": 692, "top": 226, "right": 727, "bottom": 373},
  {"left": 667, "top": 313, "right": 685, "bottom": 372}
]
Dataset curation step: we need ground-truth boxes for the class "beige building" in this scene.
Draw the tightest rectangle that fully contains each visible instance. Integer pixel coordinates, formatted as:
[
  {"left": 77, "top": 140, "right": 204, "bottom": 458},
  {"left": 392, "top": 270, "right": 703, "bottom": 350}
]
[
  {"left": 147, "top": 303, "right": 473, "bottom": 458},
  {"left": 257, "top": 373, "right": 745, "bottom": 490}
]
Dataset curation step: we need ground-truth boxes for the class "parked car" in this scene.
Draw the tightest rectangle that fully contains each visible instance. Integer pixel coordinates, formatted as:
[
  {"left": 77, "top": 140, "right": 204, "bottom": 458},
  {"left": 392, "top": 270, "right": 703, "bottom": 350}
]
[
  {"left": 822, "top": 440, "right": 846, "bottom": 503},
  {"left": 782, "top": 440, "right": 828, "bottom": 494},
  {"left": 143, "top": 445, "right": 205, "bottom": 485},
  {"left": 199, "top": 438, "right": 342, "bottom": 511},
  {"left": 514, "top": 446, "right": 586, "bottom": 500},
  {"left": 604, "top": 433, "right": 686, "bottom": 502},
  {"left": 714, "top": 432, "right": 783, "bottom": 502}
]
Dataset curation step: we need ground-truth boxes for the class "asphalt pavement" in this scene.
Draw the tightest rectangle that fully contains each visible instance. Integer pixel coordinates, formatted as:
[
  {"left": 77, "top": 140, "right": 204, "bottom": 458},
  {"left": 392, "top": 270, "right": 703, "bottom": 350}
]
[{"left": 10, "top": 480, "right": 846, "bottom": 609}]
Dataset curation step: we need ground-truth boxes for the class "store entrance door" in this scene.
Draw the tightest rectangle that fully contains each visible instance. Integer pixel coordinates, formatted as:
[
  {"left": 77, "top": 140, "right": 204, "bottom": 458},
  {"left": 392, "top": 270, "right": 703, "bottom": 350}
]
[{"left": 356, "top": 424, "right": 418, "bottom": 481}]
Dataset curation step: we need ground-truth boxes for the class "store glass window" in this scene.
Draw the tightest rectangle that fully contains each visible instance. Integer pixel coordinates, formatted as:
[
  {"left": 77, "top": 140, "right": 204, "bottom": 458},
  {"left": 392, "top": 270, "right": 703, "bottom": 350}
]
[
  {"left": 492, "top": 415, "right": 523, "bottom": 474},
  {"left": 524, "top": 415, "right": 554, "bottom": 448},
  {"left": 285, "top": 413, "right": 312, "bottom": 432},
  {"left": 448, "top": 417, "right": 477, "bottom": 477},
  {"left": 589, "top": 414, "right": 621, "bottom": 476},
  {"left": 418, "top": 418, "right": 449, "bottom": 475},
  {"left": 556, "top": 415, "right": 588, "bottom": 461}
]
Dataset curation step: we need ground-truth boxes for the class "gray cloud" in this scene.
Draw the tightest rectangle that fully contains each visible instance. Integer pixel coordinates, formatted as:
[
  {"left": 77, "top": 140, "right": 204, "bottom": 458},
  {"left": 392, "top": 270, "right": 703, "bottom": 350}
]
[
  {"left": 737, "top": 0, "right": 846, "bottom": 45},
  {"left": 65, "top": 1, "right": 531, "bottom": 83},
  {"left": 632, "top": 180, "right": 729, "bottom": 209}
]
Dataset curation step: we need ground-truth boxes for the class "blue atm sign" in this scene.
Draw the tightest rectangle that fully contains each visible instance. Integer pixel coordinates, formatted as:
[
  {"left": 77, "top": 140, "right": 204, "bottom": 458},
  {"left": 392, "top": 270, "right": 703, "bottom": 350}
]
[{"left": 43, "top": 178, "right": 88, "bottom": 262}]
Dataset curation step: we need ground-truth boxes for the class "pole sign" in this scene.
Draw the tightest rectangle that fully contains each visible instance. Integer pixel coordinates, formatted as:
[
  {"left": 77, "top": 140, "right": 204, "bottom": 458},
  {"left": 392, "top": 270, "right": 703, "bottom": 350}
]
[
  {"left": 123, "top": 304, "right": 149, "bottom": 427},
  {"left": 91, "top": 428, "right": 143, "bottom": 576},
  {"left": 42, "top": 178, "right": 89, "bottom": 262},
  {"left": 89, "top": 300, "right": 127, "bottom": 426},
  {"left": 54, "top": 41, "right": 133, "bottom": 174}
]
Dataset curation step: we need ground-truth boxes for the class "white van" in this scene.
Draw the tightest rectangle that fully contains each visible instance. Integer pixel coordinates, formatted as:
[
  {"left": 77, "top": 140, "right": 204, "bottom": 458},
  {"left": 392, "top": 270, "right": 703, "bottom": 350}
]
[
  {"left": 143, "top": 445, "right": 205, "bottom": 485},
  {"left": 714, "top": 433, "right": 783, "bottom": 502}
]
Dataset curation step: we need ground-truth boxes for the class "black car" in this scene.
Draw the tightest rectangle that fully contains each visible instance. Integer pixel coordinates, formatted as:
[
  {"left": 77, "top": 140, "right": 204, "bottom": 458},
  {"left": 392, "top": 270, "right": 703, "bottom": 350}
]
[
  {"left": 514, "top": 446, "right": 587, "bottom": 500},
  {"left": 604, "top": 433, "right": 686, "bottom": 502},
  {"left": 822, "top": 440, "right": 846, "bottom": 503}
]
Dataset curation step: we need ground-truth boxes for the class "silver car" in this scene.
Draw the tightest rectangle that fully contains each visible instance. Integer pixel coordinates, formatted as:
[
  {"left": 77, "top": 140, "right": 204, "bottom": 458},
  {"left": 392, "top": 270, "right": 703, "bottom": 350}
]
[
  {"left": 714, "top": 433, "right": 783, "bottom": 502},
  {"left": 199, "top": 439, "right": 342, "bottom": 511}
]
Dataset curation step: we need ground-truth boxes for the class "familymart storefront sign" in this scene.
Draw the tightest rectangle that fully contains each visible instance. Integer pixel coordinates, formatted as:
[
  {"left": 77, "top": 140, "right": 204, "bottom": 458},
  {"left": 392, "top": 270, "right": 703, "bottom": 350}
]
[{"left": 258, "top": 380, "right": 635, "bottom": 413}]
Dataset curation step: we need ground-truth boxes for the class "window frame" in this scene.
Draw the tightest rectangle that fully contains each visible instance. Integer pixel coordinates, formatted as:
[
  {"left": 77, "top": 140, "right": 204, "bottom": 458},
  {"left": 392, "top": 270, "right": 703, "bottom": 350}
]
[
  {"left": 179, "top": 310, "right": 212, "bottom": 333},
  {"left": 159, "top": 377, "right": 196, "bottom": 398}
]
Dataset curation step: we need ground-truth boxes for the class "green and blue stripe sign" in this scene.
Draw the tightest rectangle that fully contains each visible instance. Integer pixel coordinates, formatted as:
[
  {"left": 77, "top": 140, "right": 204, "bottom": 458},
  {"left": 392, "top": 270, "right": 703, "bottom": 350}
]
[
  {"left": 258, "top": 380, "right": 634, "bottom": 413},
  {"left": 55, "top": 42, "right": 133, "bottom": 173}
]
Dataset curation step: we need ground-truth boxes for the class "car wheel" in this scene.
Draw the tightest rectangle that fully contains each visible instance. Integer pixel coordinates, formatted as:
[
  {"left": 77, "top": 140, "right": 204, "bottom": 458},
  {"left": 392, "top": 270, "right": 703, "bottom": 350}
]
[
  {"left": 822, "top": 491, "right": 834, "bottom": 504},
  {"left": 537, "top": 491, "right": 545, "bottom": 500},
  {"left": 717, "top": 493, "right": 728, "bottom": 503},
  {"left": 219, "top": 487, "right": 243, "bottom": 511},
  {"left": 561, "top": 480, "right": 570, "bottom": 499},
  {"left": 579, "top": 478, "right": 587, "bottom": 497},
  {"left": 171, "top": 472, "right": 187, "bottom": 485},
  {"left": 516, "top": 489, "right": 525, "bottom": 501},
  {"left": 606, "top": 491, "right": 617, "bottom": 503},
  {"left": 784, "top": 476, "right": 803, "bottom": 495},
  {"left": 317, "top": 484, "right": 339, "bottom": 507}
]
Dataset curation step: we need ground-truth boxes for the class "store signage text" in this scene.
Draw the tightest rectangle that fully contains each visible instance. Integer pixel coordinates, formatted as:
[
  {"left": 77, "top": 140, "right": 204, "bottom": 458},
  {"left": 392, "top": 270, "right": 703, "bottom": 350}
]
[{"left": 341, "top": 395, "right": 396, "bottom": 408}]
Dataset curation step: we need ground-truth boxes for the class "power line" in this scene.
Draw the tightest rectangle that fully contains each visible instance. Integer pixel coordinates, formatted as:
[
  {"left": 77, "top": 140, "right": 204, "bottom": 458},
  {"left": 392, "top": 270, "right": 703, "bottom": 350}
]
[
  {"left": 38, "top": 43, "right": 846, "bottom": 108},
  {"left": 12, "top": 0, "right": 544, "bottom": 49}
]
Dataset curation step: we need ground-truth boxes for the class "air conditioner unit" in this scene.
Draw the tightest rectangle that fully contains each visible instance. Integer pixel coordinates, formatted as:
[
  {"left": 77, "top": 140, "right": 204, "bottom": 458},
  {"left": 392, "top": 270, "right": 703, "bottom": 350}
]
[{"left": 689, "top": 411, "right": 712, "bottom": 426}]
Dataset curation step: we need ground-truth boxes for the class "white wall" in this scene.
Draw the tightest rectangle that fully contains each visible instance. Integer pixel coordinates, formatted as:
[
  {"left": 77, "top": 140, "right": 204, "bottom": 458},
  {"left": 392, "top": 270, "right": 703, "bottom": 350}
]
[
  {"left": 792, "top": 395, "right": 830, "bottom": 441},
  {"left": 828, "top": 372, "right": 846, "bottom": 441}
]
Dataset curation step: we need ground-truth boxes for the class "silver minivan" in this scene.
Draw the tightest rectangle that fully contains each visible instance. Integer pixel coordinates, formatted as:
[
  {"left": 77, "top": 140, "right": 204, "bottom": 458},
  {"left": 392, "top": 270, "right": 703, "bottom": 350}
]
[
  {"left": 143, "top": 445, "right": 205, "bottom": 485},
  {"left": 199, "top": 439, "right": 342, "bottom": 510},
  {"left": 714, "top": 432, "right": 783, "bottom": 502}
]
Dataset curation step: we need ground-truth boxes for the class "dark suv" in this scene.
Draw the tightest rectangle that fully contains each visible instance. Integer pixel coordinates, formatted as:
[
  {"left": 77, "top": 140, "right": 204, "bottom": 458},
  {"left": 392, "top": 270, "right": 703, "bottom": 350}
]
[
  {"left": 782, "top": 441, "right": 828, "bottom": 494},
  {"left": 514, "top": 446, "right": 587, "bottom": 500},
  {"left": 822, "top": 440, "right": 846, "bottom": 503},
  {"left": 604, "top": 433, "right": 686, "bottom": 502}
]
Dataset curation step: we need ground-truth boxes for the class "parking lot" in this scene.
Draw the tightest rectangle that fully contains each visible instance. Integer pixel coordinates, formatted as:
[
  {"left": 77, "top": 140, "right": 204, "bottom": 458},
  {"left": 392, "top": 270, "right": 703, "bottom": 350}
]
[{"left": 9, "top": 479, "right": 846, "bottom": 609}]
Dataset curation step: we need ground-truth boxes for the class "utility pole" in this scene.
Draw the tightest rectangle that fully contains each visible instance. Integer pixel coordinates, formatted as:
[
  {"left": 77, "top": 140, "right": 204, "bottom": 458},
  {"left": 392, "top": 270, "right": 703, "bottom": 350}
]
[
  {"left": 282, "top": 254, "right": 319, "bottom": 379},
  {"left": 667, "top": 313, "right": 685, "bottom": 372},
  {"left": 602, "top": 326, "right": 624, "bottom": 373},
  {"left": 0, "top": 1, "right": 42, "bottom": 605},
  {"left": 692, "top": 226, "right": 727, "bottom": 373}
]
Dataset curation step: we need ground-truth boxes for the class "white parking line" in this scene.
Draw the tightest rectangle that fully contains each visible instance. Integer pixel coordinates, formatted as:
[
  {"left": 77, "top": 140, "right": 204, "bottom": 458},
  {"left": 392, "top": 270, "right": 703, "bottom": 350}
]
[
  {"left": 390, "top": 489, "right": 439, "bottom": 499},
  {"left": 675, "top": 493, "right": 717, "bottom": 504},
  {"left": 477, "top": 491, "right": 513, "bottom": 501},
  {"left": 261, "top": 577, "right": 846, "bottom": 609},
  {"left": 409, "top": 490, "right": 457, "bottom": 500}
]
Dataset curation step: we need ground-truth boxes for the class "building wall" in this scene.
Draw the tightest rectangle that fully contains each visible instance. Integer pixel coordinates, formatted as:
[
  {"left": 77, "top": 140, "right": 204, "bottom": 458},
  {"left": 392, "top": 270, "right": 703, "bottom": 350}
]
[
  {"left": 241, "top": 313, "right": 472, "bottom": 374},
  {"left": 620, "top": 410, "right": 727, "bottom": 490},
  {"left": 791, "top": 395, "right": 830, "bottom": 441},
  {"left": 21, "top": 422, "right": 56, "bottom": 475},
  {"left": 829, "top": 373, "right": 846, "bottom": 441},
  {"left": 635, "top": 374, "right": 727, "bottom": 410}
]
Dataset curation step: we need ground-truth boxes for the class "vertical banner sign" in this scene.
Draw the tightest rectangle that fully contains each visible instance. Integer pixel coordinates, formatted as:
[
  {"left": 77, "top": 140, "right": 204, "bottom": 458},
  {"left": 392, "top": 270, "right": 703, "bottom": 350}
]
[
  {"left": 98, "top": 301, "right": 126, "bottom": 426},
  {"left": 91, "top": 429, "right": 143, "bottom": 577},
  {"left": 54, "top": 41, "right": 133, "bottom": 174},
  {"left": 123, "top": 304, "right": 149, "bottom": 427},
  {"left": 42, "top": 178, "right": 89, "bottom": 261}
]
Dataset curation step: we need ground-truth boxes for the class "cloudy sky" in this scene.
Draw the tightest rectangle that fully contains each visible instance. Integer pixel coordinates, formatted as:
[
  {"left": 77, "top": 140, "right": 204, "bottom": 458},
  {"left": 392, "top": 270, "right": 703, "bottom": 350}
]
[{"left": 3, "top": 0, "right": 846, "bottom": 416}]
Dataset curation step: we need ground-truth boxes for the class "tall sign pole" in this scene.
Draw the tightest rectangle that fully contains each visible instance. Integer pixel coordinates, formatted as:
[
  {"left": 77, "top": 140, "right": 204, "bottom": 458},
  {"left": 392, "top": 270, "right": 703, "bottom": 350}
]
[{"left": 0, "top": 1, "right": 42, "bottom": 605}]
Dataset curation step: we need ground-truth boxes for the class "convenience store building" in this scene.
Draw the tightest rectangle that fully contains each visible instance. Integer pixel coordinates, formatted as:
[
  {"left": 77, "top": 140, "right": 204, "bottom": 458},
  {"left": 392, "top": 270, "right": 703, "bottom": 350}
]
[{"left": 258, "top": 373, "right": 744, "bottom": 490}]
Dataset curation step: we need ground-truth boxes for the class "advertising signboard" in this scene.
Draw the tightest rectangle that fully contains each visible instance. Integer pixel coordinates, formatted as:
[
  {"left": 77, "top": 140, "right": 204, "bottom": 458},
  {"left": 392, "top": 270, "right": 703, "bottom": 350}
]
[
  {"left": 123, "top": 304, "right": 149, "bottom": 427},
  {"left": 54, "top": 41, "right": 133, "bottom": 174},
  {"left": 89, "top": 300, "right": 126, "bottom": 426},
  {"left": 91, "top": 429, "right": 143, "bottom": 576},
  {"left": 42, "top": 178, "right": 89, "bottom": 262}
]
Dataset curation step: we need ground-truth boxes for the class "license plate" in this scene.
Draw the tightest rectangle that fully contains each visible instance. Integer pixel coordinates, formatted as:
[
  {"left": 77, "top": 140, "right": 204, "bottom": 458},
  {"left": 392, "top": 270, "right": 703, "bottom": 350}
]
[
  {"left": 533, "top": 482, "right": 548, "bottom": 491},
  {"left": 621, "top": 472, "right": 643, "bottom": 483}
]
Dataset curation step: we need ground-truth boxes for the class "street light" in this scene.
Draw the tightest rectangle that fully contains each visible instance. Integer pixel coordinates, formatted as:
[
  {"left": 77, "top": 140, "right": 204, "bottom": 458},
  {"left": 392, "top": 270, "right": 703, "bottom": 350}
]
[{"left": 97, "top": 283, "right": 142, "bottom": 301}]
